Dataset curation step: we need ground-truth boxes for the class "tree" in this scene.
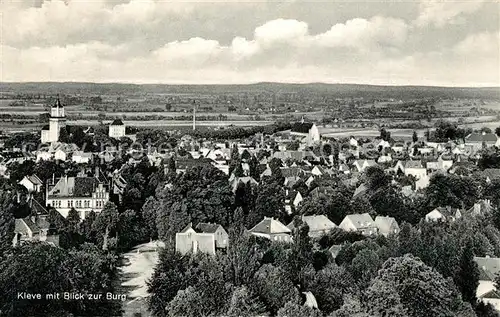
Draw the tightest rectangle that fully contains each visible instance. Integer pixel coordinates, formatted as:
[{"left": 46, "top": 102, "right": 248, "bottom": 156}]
[
  {"left": 92, "top": 202, "right": 120, "bottom": 250},
  {"left": 350, "top": 248, "right": 381, "bottom": 288},
  {"left": 306, "top": 263, "right": 357, "bottom": 314},
  {"left": 253, "top": 179, "right": 286, "bottom": 225},
  {"left": 0, "top": 192, "right": 15, "bottom": 254},
  {"left": 225, "top": 231, "right": 261, "bottom": 286},
  {"left": 364, "top": 255, "right": 475, "bottom": 317},
  {"left": 456, "top": 238, "right": 480, "bottom": 304},
  {"left": 147, "top": 248, "right": 188, "bottom": 317},
  {"left": 141, "top": 197, "right": 160, "bottom": 240},
  {"left": 226, "top": 286, "right": 268, "bottom": 317},
  {"left": 495, "top": 126, "right": 500, "bottom": 137},
  {"left": 277, "top": 301, "right": 322, "bottom": 317},
  {"left": 166, "top": 286, "right": 204, "bottom": 317},
  {"left": 66, "top": 208, "right": 80, "bottom": 231},
  {"left": 0, "top": 243, "right": 121, "bottom": 316},
  {"left": 251, "top": 264, "right": 300, "bottom": 315},
  {"left": 412, "top": 131, "right": 418, "bottom": 143}
]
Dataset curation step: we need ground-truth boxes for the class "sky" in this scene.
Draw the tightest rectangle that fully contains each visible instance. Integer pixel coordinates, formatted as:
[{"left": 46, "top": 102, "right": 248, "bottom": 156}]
[{"left": 1, "top": 0, "right": 499, "bottom": 86}]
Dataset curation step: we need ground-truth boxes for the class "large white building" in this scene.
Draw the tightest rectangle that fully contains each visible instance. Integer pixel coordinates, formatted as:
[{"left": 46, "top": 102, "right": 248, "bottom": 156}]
[
  {"left": 41, "top": 97, "right": 66, "bottom": 144},
  {"left": 46, "top": 174, "right": 109, "bottom": 219},
  {"left": 109, "top": 119, "right": 126, "bottom": 139}
]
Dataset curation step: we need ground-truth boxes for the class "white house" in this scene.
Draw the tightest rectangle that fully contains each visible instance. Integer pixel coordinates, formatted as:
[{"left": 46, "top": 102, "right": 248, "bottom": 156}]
[
  {"left": 72, "top": 151, "right": 92, "bottom": 164},
  {"left": 18, "top": 175, "right": 43, "bottom": 193},
  {"left": 475, "top": 257, "right": 500, "bottom": 311},
  {"left": 46, "top": 174, "right": 109, "bottom": 219},
  {"left": 249, "top": 217, "right": 292, "bottom": 242},
  {"left": 339, "top": 213, "right": 377, "bottom": 236},
  {"left": 284, "top": 190, "right": 303, "bottom": 214},
  {"left": 353, "top": 160, "right": 377, "bottom": 173},
  {"left": 425, "top": 206, "right": 461, "bottom": 222},
  {"left": 374, "top": 216, "right": 400, "bottom": 237},
  {"left": 287, "top": 215, "right": 337, "bottom": 238},
  {"left": 109, "top": 119, "right": 126, "bottom": 139}
]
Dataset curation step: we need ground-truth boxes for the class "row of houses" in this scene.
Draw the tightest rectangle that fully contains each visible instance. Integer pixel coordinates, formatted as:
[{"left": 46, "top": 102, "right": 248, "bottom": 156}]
[{"left": 175, "top": 213, "right": 401, "bottom": 255}]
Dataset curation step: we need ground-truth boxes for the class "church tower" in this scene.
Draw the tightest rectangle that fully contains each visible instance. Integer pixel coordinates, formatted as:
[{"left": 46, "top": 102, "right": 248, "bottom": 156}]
[{"left": 48, "top": 96, "right": 66, "bottom": 143}]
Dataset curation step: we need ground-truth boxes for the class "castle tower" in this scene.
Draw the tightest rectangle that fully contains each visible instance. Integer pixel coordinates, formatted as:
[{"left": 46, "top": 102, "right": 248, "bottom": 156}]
[{"left": 48, "top": 96, "right": 66, "bottom": 143}]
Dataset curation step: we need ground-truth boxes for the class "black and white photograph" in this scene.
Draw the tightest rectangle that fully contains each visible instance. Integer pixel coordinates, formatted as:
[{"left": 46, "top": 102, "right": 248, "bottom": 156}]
[{"left": 0, "top": 0, "right": 499, "bottom": 316}]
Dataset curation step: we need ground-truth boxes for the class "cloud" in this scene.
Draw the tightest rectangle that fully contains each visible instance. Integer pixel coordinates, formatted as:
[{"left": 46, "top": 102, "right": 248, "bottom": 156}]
[
  {"left": 415, "top": 0, "right": 485, "bottom": 27},
  {"left": 1, "top": 1, "right": 498, "bottom": 86}
]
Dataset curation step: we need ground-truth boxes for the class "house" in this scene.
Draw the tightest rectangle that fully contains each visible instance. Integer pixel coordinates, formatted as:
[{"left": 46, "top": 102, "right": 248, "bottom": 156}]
[
  {"left": 18, "top": 175, "right": 43, "bottom": 192},
  {"left": 284, "top": 190, "right": 303, "bottom": 214},
  {"left": 481, "top": 169, "right": 500, "bottom": 183},
  {"left": 12, "top": 216, "right": 59, "bottom": 247},
  {"left": 328, "top": 245, "right": 342, "bottom": 259},
  {"left": 339, "top": 163, "right": 350, "bottom": 174},
  {"left": 72, "top": 151, "right": 93, "bottom": 164},
  {"left": 287, "top": 215, "right": 337, "bottom": 238},
  {"left": 374, "top": 216, "right": 400, "bottom": 237},
  {"left": 394, "top": 160, "right": 427, "bottom": 179},
  {"left": 466, "top": 199, "right": 492, "bottom": 217},
  {"left": 248, "top": 217, "right": 292, "bottom": 242},
  {"left": 339, "top": 213, "right": 378, "bottom": 236},
  {"left": 109, "top": 119, "right": 126, "bottom": 139},
  {"left": 175, "top": 222, "right": 228, "bottom": 255},
  {"left": 12, "top": 199, "right": 59, "bottom": 247},
  {"left": 46, "top": 173, "right": 109, "bottom": 219},
  {"left": 465, "top": 132, "right": 498, "bottom": 151},
  {"left": 311, "top": 165, "right": 326, "bottom": 176},
  {"left": 475, "top": 256, "right": 500, "bottom": 311},
  {"left": 425, "top": 206, "right": 462, "bottom": 222},
  {"left": 353, "top": 160, "right": 377, "bottom": 173}
]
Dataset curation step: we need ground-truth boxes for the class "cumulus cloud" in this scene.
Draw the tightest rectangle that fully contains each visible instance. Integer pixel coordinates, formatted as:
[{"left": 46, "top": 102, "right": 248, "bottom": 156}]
[
  {"left": 1, "top": 0, "right": 499, "bottom": 86},
  {"left": 415, "top": 0, "right": 486, "bottom": 27}
]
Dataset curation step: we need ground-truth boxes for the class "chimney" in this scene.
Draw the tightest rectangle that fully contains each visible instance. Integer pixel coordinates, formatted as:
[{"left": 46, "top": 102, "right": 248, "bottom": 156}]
[{"left": 95, "top": 166, "right": 100, "bottom": 180}]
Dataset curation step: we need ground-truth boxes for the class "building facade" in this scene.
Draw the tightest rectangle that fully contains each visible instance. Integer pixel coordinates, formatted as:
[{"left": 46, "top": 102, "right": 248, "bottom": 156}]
[{"left": 42, "top": 97, "right": 66, "bottom": 144}]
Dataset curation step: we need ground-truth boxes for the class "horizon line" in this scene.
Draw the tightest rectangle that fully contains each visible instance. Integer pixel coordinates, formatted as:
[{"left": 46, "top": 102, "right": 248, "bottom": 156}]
[{"left": 1, "top": 80, "right": 499, "bottom": 90}]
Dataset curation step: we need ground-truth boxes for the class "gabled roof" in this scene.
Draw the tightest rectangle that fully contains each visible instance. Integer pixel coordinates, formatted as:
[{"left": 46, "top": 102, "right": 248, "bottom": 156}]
[
  {"left": 465, "top": 132, "right": 498, "bottom": 143},
  {"left": 110, "top": 119, "right": 124, "bottom": 126},
  {"left": 353, "top": 183, "right": 368, "bottom": 199},
  {"left": 344, "top": 213, "right": 375, "bottom": 229},
  {"left": 196, "top": 223, "right": 222, "bottom": 234},
  {"left": 22, "top": 174, "right": 43, "bottom": 186},
  {"left": 482, "top": 169, "right": 500, "bottom": 181},
  {"left": 249, "top": 217, "right": 291, "bottom": 234},
  {"left": 287, "top": 215, "right": 337, "bottom": 232},
  {"left": 404, "top": 160, "right": 423, "bottom": 169},
  {"left": 374, "top": 216, "right": 399, "bottom": 234},
  {"left": 48, "top": 176, "right": 101, "bottom": 198},
  {"left": 475, "top": 257, "right": 500, "bottom": 281},
  {"left": 14, "top": 218, "right": 40, "bottom": 234},
  {"left": 434, "top": 206, "right": 461, "bottom": 218}
]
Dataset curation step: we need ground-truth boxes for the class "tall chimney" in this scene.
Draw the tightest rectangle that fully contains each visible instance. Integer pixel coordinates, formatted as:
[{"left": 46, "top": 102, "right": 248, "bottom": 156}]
[{"left": 192, "top": 102, "right": 196, "bottom": 131}]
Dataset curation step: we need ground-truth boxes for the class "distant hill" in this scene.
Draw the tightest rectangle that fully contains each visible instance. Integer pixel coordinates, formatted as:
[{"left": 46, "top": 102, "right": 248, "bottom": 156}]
[{"left": 1, "top": 82, "right": 499, "bottom": 100}]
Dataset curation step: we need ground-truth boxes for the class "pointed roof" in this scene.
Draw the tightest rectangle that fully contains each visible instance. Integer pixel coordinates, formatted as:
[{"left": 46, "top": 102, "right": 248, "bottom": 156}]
[
  {"left": 195, "top": 223, "right": 222, "bottom": 234},
  {"left": 374, "top": 216, "right": 399, "bottom": 234},
  {"left": 52, "top": 97, "right": 63, "bottom": 108},
  {"left": 110, "top": 119, "right": 124, "bottom": 126},
  {"left": 474, "top": 256, "right": 500, "bottom": 281},
  {"left": 287, "top": 215, "right": 337, "bottom": 232},
  {"left": 249, "top": 217, "right": 291, "bottom": 234}
]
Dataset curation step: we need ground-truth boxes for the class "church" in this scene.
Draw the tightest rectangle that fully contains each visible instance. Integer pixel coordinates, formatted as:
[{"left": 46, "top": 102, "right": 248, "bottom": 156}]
[{"left": 41, "top": 97, "right": 66, "bottom": 144}]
